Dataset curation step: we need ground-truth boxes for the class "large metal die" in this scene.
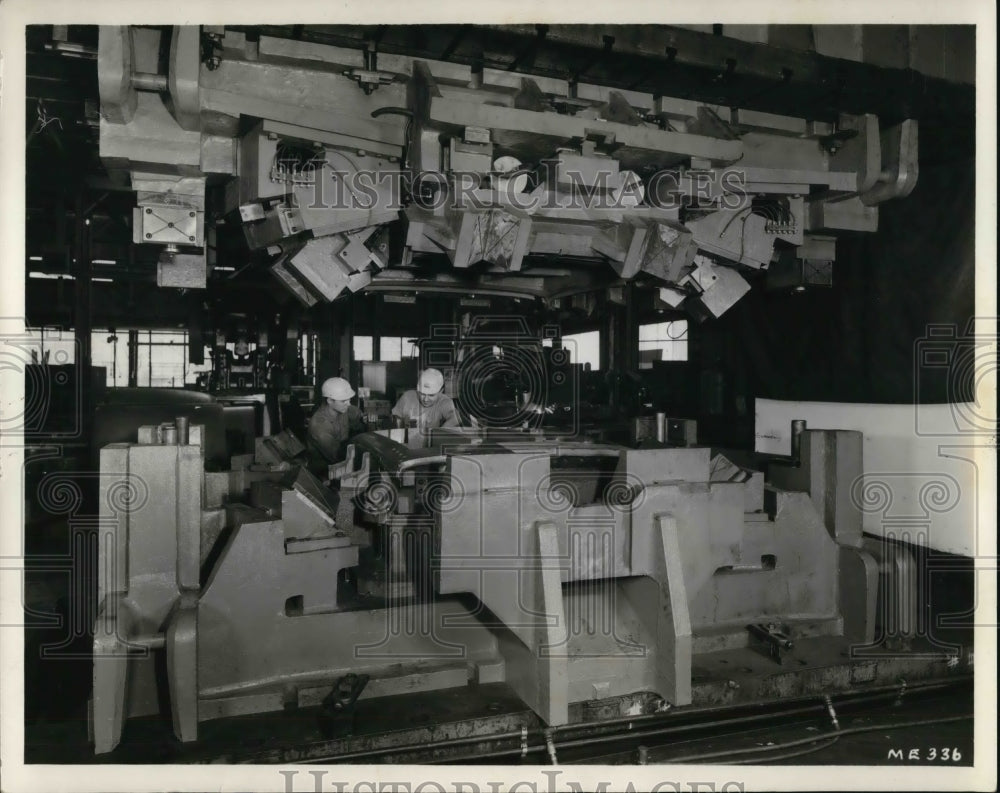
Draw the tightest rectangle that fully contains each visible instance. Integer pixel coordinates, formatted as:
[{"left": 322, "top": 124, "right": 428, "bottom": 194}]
[
  {"left": 343, "top": 427, "right": 893, "bottom": 725},
  {"left": 96, "top": 26, "right": 920, "bottom": 317},
  {"left": 430, "top": 438, "right": 869, "bottom": 724},
  {"left": 90, "top": 424, "right": 503, "bottom": 753},
  {"left": 92, "top": 423, "right": 910, "bottom": 752}
]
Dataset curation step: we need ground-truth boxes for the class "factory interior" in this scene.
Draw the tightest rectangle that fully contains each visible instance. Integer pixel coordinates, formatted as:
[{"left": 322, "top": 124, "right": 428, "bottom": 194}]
[{"left": 15, "top": 23, "right": 987, "bottom": 768}]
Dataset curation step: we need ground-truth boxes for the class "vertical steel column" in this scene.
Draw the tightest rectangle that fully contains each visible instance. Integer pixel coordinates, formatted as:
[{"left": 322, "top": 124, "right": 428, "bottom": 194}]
[
  {"left": 73, "top": 193, "right": 92, "bottom": 416},
  {"left": 338, "top": 298, "right": 354, "bottom": 377},
  {"left": 604, "top": 284, "right": 639, "bottom": 409},
  {"left": 622, "top": 282, "right": 639, "bottom": 374},
  {"left": 602, "top": 305, "right": 617, "bottom": 373},
  {"left": 371, "top": 296, "right": 381, "bottom": 363},
  {"left": 127, "top": 329, "right": 139, "bottom": 387}
]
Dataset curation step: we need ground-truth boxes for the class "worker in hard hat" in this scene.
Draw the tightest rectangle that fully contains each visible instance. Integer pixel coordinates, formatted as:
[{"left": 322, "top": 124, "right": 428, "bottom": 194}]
[
  {"left": 306, "top": 377, "right": 367, "bottom": 471},
  {"left": 391, "top": 368, "right": 459, "bottom": 441}
]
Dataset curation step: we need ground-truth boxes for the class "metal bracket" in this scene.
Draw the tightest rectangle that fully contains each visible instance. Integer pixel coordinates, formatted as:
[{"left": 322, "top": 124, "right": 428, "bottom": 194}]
[
  {"left": 894, "top": 677, "right": 908, "bottom": 708},
  {"left": 343, "top": 44, "right": 395, "bottom": 95},
  {"left": 318, "top": 673, "right": 370, "bottom": 738},
  {"left": 343, "top": 69, "right": 396, "bottom": 93},
  {"left": 746, "top": 622, "right": 794, "bottom": 665}
]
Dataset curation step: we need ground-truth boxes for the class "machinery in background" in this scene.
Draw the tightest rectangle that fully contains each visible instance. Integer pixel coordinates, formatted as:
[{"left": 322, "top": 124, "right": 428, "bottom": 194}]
[
  {"left": 97, "top": 26, "right": 918, "bottom": 318},
  {"left": 191, "top": 313, "right": 318, "bottom": 440},
  {"left": 206, "top": 325, "right": 270, "bottom": 393},
  {"left": 91, "top": 416, "right": 932, "bottom": 754}
]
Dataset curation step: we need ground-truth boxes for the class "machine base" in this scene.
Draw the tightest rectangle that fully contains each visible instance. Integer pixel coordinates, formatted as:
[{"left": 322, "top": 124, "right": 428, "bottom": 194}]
[{"left": 53, "top": 633, "right": 973, "bottom": 764}]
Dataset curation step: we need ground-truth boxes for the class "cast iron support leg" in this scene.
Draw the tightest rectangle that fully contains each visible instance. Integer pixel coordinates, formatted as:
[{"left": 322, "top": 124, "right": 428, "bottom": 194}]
[{"left": 653, "top": 513, "right": 693, "bottom": 706}]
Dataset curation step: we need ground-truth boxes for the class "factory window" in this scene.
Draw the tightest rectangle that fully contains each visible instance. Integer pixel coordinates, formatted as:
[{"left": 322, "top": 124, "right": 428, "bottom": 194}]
[
  {"left": 563, "top": 330, "right": 601, "bottom": 370},
  {"left": 378, "top": 337, "right": 419, "bottom": 362},
  {"left": 20, "top": 327, "right": 76, "bottom": 366},
  {"left": 354, "top": 335, "right": 419, "bottom": 363},
  {"left": 353, "top": 335, "right": 374, "bottom": 362},
  {"left": 91, "top": 330, "right": 128, "bottom": 386},
  {"left": 639, "top": 320, "right": 688, "bottom": 366},
  {"left": 380, "top": 336, "right": 403, "bottom": 362},
  {"left": 135, "top": 330, "right": 188, "bottom": 388},
  {"left": 299, "top": 333, "right": 317, "bottom": 380},
  {"left": 21, "top": 328, "right": 200, "bottom": 387}
]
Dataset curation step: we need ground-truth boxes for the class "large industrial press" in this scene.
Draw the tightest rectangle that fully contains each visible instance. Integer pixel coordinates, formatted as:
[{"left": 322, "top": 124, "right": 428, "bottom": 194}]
[
  {"left": 90, "top": 25, "right": 939, "bottom": 756},
  {"left": 92, "top": 415, "right": 923, "bottom": 752}
]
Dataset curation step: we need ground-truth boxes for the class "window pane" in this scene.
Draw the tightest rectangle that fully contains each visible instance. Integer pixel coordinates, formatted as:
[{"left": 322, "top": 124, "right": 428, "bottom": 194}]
[
  {"left": 115, "top": 334, "right": 128, "bottom": 386},
  {"left": 29, "top": 327, "right": 76, "bottom": 366},
  {"left": 353, "top": 335, "right": 373, "bottom": 362},
  {"left": 136, "top": 333, "right": 151, "bottom": 386},
  {"left": 20, "top": 328, "right": 45, "bottom": 365},
  {"left": 380, "top": 336, "right": 402, "bottom": 362},
  {"left": 638, "top": 323, "right": 661, "bottom": 342},
  {"left": 638, "top": 320, "right": 688, "bottom": 366},
  {"left": 149, "top": 333, "right": 186, "bottom": 387},
  {"left": 91, "top": 329, "right": 128, "bottom": 386},
  {"left": 563, "top": 330, "right": 600, "bottom": 370},
  {"left": 135, "top": 331, "right": 188, "bottom": 387}
]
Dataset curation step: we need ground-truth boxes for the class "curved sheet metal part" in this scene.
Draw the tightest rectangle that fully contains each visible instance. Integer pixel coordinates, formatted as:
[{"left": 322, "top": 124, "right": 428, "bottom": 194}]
[
  {"left": 349, "top": 431, "right": 437, "bottom": 473},
  {"left": 348, "top": 431, "right": 626, "bottom": 475}
]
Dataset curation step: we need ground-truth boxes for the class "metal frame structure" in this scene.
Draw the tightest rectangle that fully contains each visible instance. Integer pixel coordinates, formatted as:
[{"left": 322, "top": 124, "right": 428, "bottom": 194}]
[{"left": 96, "top": 26, "right": 918, "bottom": 316}]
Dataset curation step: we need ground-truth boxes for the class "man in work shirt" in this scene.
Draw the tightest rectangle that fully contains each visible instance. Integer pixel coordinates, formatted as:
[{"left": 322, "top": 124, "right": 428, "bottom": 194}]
[
  {"left": 306, "top": 377, "right": 367, "bottom": 475},
  {"left": 391, "top": 368, "right": 459, "bottom": 445}
]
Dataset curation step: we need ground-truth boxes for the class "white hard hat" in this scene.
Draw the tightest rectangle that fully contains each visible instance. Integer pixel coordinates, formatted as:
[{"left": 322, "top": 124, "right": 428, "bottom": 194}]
[
  {"left": 417, "top": 368, "right": 445, "bottom": 396},
  {"left": 492, "top": 156, "right": 528, "bottom": 194},
  {"left": 321, "top": 377, "right": 355, "bottom": 400}
]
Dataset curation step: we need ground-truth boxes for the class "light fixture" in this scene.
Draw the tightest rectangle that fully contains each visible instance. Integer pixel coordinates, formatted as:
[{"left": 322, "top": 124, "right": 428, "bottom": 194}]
[
  {"left": 92, "top": 259, "right": 117, "bottom": 265},
  {"left": 29, "top": 272, "right": 75, "bottom": 280},
  {"left": 93, "top": 277, "right": 114, "bottom": 283},
  {"left": 29, "top": 256, "right": 43, "bottom": 262}
]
